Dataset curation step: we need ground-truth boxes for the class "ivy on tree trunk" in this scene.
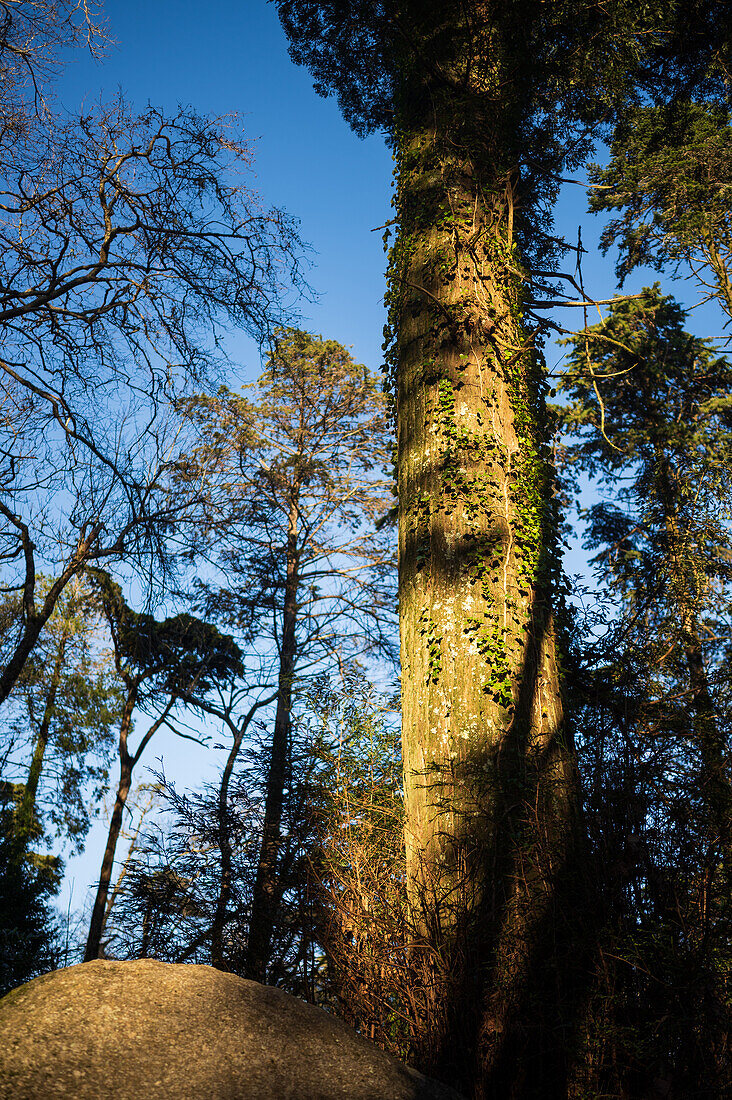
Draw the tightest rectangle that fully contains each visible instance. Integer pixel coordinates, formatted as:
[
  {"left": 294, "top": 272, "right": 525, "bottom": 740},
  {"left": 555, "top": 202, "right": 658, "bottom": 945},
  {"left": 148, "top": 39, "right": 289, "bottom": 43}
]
[{"left": 387, "top": 56, "right": 581, "bottom": 1094}]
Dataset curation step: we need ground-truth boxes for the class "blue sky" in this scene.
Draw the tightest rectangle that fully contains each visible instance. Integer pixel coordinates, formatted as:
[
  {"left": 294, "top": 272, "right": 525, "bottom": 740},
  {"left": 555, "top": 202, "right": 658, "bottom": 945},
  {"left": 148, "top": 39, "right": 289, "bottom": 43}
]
[
  {"left": 59, "top": 1, "right": 723, "bottom": 373},
  {"left": 56, "top": 1, "right": 398, "bottom": 919},
  {"left": 54, "top": 0, "right": 726, "bottom": 928},
  {"left": 60, "top": 0, "right": 394, "bottom": 379}
]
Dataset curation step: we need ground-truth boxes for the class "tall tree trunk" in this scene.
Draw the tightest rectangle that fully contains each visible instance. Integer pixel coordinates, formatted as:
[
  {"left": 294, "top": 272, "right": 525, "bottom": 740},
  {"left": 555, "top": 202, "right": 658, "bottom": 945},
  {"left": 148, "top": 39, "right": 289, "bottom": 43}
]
[
  {"left": 210, "top": 720, "right": 246, "bottom": 969},
  {"left": 15, "top": 634, "right": 68, "bottom": 845},
  {"left": 680, "top": 612, "right": 732, "bottom": 1080},
  {"left": 244, "top": 495, "right": 300, "bottom": 982},
  {"left": 656, "top": 455, "right": 732, "bottom": 874},
  {"left": 656, "top": 457, "right": 730, "bottom": 937},
  {"left": 634, "top": 443, "right": 732, "bottom": 1085},
  {"left": 391, "top": 55, "right": 582, "bottom": 1097},
  {"left": 681, "top": 618, "right": 732, "bottom": 871},
  {"left": 207, "top": 696, "right": 278, "bottom": 969},
  {"left": 84, "top": 685, "right": 137, "bottom": 961}
]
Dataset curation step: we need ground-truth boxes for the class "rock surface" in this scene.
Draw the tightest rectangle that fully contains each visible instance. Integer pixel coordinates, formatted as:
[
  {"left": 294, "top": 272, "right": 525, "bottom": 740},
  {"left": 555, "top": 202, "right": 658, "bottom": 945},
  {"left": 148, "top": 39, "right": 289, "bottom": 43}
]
[{"left": 0, "top": 959, "right": 463, "bottom": 1100}]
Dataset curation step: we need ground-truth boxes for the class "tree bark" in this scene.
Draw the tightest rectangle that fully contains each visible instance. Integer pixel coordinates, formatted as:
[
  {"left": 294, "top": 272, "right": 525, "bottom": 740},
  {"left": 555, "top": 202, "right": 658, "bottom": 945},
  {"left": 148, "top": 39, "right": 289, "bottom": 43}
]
[
  {"left": 15, "top": 634, "right": 68, "bottom": 845},
  {"left": 657, "top": 457, "right": 732, "bottom": 885},
  {"left": 244, "top": 494, "right": 300, "bottom": 982},
  {"left": 392, "top": 59, "right": 581, "bottom": 1096},
  {"left": 84, "top": 685, "right": 137, "bottom": 961}
]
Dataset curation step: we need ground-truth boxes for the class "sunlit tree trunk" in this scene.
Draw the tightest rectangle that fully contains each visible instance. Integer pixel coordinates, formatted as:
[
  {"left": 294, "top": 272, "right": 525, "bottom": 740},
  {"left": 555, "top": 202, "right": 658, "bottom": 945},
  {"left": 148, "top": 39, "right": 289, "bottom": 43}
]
[{"left": 392, "top": 70, "right": 581, "bottom": 1096}]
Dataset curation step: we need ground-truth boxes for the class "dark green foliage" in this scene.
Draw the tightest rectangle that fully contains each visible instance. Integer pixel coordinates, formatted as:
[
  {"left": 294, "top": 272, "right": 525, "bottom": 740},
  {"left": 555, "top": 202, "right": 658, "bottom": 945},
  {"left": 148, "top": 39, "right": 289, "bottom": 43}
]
[
  {"left": 559, "top": 287, "right": 732, "bottom": 1094},
  {"left": 277, "top": 0, "right": 395, "bottom": 136},
  {"left": 88, "top": 570, "right": 243, "bottom": 700},
  {"left": 0, "top": 784, "right": 59, "bottom": 996},
  {"left": 0, "top": 579, "right": 123, "bottom": 852},
  {"left": 560, "top": 284, "right": 732, "bottom": 592},
  {"left": 589, "top": 103, "right": 732, "bottom": 314},
  {"left": 277, "top": 0, "right": 726, "bottom": 265}
]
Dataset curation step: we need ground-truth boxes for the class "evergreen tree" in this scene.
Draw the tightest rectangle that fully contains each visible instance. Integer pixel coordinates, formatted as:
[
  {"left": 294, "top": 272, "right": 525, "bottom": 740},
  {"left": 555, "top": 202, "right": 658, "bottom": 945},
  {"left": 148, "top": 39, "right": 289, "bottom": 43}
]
[
  {"left": 589, "top": 103, "right": 732, "bottom": 321},
  {"left": 178, "top": 328, "right": 394, "bottom": 980},
  {"left": 0, "top": 783, "right": 59, "bottom": 995},
  {"left": 0, "top": 577, "right": 121, "bottom": 986},
  {"left": 560, "top": 285, "right": 732, "bottom": 1093},
  {"left": 1, "top": 576, "right": 122, "bottom": 854}
]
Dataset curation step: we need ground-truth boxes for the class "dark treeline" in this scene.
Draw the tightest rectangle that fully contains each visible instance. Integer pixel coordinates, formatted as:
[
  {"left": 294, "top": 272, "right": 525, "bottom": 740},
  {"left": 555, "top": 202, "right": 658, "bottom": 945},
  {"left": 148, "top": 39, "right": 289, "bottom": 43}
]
[{"left": 1, "top": 2, "right": 731, "bottom": 1099}]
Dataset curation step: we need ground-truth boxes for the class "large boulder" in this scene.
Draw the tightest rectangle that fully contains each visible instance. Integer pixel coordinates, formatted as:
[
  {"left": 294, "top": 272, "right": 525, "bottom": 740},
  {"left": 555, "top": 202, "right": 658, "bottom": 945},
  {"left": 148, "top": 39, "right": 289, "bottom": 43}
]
[{"left": 0, "top": 959, "right": 463, "bottom": 1100}]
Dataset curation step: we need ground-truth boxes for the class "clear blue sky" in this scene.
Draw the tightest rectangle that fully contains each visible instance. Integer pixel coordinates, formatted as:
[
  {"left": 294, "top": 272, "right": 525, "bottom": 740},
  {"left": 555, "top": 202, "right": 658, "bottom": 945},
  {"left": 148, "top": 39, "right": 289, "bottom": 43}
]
[{"left": 55, "top": 0, "right": 725, "bottom": 929}]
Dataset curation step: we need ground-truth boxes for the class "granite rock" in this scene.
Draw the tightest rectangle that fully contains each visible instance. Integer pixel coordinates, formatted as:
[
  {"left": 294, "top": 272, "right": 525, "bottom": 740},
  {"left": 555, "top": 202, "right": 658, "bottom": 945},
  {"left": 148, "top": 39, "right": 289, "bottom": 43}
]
[{"left": 0, "top": 959, "right": 464, "bottom": 1100}]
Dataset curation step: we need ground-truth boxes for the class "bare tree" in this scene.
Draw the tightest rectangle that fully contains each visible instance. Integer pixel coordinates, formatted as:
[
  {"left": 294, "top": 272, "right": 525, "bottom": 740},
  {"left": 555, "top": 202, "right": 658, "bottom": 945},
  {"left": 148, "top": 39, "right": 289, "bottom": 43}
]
[
  {"left": 0, "top": 100, "right": 306, "bottom": 704},
  {"left": 0, "top": 0, "right": 106, "bottom": 143}
]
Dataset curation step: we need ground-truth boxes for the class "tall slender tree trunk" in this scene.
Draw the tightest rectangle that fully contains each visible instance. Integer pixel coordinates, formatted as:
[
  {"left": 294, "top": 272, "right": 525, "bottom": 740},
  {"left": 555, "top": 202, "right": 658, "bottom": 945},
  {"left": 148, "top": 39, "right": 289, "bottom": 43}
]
[
  {"left": 207, "top": 695, "right": 278, "bottom": 969},
  {"left": 245, "top": 494, "right": 300, "bottom": 982},
  {"left": 84, "top": 685, "right": 137, "bottom": 961},
  {"left": 392, "top": 53, "right": 582, "bottom": 1097},
  {"left": 653, "top": 454, "right": 732, "bottom": 1085},
  {"left": 210, "top": 737, "right": 238, "bottom": 969},
  {"left": 655, "top": 455, "right": 732, "bottom": 871},
  {"left": 681, "top": 619, "right": 732, "bottom": 867},
  {"left": 15, "top": 635, "right": 68, "bottom": 845},
  {"left": 210, "top": 718, "right": 247, "bottom": 969}
]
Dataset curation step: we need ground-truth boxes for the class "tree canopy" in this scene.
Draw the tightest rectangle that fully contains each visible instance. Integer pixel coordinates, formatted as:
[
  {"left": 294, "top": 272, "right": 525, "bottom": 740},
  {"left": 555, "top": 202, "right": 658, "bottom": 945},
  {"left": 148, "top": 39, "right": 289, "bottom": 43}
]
[{"left": 589, "top": 104, "right": 732, "bottom": 320}]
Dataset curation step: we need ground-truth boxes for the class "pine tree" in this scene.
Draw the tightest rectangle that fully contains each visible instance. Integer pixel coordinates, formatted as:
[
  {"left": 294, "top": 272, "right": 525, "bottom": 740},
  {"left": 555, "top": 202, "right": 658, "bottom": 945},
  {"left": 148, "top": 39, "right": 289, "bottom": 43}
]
[
  {"left": 560, "top": 285, "right": 732, "bottom": 1091},
  {"left": 0, "top": 783, "right": 60, "bottom": 995},
  {"left": 588, "top": 103, "right": 732, "bottom": 321},
  {"left": 178, "top": 329, "right": 394, "bottom": 980}
]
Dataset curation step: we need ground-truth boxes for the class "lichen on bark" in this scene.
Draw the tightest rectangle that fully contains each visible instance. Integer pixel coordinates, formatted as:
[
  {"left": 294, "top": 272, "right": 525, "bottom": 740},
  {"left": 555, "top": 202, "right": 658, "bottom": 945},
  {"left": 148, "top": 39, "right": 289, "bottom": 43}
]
[{"left": 387, "top": 64, "right": 581, "bottom": 1091}]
